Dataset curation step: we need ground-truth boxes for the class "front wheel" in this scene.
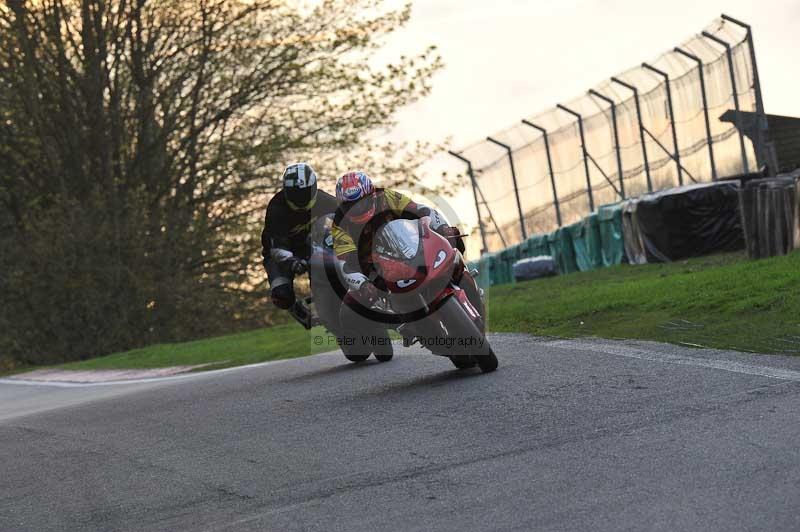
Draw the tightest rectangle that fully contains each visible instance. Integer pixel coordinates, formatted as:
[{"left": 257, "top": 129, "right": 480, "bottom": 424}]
[
  {"left": 341, "top": 340, "right": 370, "bottom": 363},
  {"left": 436, "top": 297, "right": 498, "bottom": 374},
  {"left": 374, "top": 354, "right": 393, "bottom": 362},
  {"left": 449, "top": 355, "right": 476, "bottom": 370},
  {"left": 474, "top": 348, "right": 498, "bottom": 373}
]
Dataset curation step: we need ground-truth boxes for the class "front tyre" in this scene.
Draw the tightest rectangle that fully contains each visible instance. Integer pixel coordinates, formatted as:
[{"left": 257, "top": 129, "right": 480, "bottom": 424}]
[
  {"left": 449, "top": 355, "right": 476, "bottom": 370},
  {"left": 341, "top": 340, "right": 370, "bottom": 363},
  {"left": 371, "top": 334, "right": 394, "bottom": 362},
  {"left": 474, "top": 347, "right": 498, "bottom": 373},
  {"left": 437, "top": 297, "right": 498, "bottom": 374}
]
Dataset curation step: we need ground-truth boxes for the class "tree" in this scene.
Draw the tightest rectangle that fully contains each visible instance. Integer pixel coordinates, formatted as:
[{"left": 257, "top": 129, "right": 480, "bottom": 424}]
[{"left": 0, "top": 0, "right": 442, "bottom": 365}]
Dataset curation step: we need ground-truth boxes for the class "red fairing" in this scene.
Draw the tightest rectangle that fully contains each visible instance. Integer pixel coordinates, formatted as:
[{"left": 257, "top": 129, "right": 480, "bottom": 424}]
[
  {"left": 378, "top": 258, "right": 420, "bottom": 289},
  {"left": 420, "top": 223, "right": 456, "bottom": 283},
  {"left": 428, "top": 281, "right": 480, "bottom": 326},
  {"left": 373, "top": 218, "right": 456, "bottom": 294},
  {"left": 454, "top": 288, "right": 481, "bottom": 320}
]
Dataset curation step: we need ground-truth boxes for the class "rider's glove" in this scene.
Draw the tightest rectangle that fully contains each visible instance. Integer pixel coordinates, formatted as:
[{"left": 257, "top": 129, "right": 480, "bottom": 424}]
[
  {"left": 358, "top": 282, "right": 380, "bottom": 306},
  {"left": 435, "top": 225, "right": 458, "bottom": 238},
  {"left": 436, "top": 225, "right": 466, "bottom": 254},
  {"left": 290, "top": 258, "right": 308, "bottom": 275}
]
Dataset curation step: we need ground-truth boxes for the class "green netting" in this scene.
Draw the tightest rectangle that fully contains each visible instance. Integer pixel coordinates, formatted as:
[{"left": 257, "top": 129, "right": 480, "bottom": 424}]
[
  {"left": 597, "top": 202, "right": 626, "bottom": 267},
  {"left": 476, "top": 252, "right": 498, "bottom": 288},
  {"left": 565, "top": 221, "right": 585, "bottom": 269},
  {"left": 472, "top": 209, "right": 622, "bottom": 285},
  {"left": 517, "top": 239, "right": 533, "bottom": 259},
  {"left": 497, "top": 243, "right": 523, "bottom": 285},
  {"left": 567, "top": 214, "right": 603, "bottom": 272},
  {"left": 520, "top": 233, "right": 550, "bottom": 259},
  {"left": 547, "top": 228, "right": 578, "bottom": 274},
  {"left": 584, "top": 213, "right": 603, "bottom": 270}
]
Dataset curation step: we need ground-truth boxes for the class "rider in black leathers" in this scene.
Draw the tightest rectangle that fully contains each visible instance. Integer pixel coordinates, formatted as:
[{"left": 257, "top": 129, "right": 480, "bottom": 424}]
[{"left": 261, "top": 162, "right": 337, "bottom": 325}]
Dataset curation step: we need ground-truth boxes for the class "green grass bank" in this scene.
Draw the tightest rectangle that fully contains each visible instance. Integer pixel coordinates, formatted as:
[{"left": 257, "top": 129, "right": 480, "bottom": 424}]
[
  {"left": 5, "top": 250, "right": 799, "bottom": 377},
  {"left": 37, "top": 324, "right": 332, "bottom": 374},
  {"left": 486, "top": 251, "right": 800, "bottom": 354}
]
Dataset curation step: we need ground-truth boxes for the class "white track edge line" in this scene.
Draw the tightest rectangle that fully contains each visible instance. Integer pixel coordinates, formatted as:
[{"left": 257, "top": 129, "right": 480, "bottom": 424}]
[
  {"left": 0, "top": 350, "right": 344, "bottom": 388},
  {"left": 547, "top": 339, "right": 800, "bottom": 382}
]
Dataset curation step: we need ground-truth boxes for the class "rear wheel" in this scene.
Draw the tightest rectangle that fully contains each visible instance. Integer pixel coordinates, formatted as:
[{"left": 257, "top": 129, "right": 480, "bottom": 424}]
[
  {"left": 344, "top": 354, "right": 369, "bottom": 363},
  {"left": 374, "top": 354, "right": 393, "bottom": 362}
]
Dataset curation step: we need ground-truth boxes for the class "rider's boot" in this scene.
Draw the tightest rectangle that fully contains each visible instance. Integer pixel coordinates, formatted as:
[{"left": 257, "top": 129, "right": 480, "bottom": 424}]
[{"left": 288, "top": 299, "right": 316, "bottom": 330}]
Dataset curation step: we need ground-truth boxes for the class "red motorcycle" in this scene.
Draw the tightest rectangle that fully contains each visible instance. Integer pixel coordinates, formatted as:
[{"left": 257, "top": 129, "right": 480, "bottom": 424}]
[{"left": 370, "top": 217, "right": 498, "bottom": 373}]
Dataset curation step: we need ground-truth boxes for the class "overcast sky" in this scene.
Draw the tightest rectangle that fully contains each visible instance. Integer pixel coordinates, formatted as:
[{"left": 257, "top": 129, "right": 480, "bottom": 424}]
[{"left": 379, "top": 0, "right": 800, "bottom": 186}]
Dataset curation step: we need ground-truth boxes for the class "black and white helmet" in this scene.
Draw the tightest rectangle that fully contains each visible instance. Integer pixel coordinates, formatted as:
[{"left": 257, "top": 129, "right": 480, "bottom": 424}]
[{"left": 283, "top": 162, "right": 318, "bottom": 210}]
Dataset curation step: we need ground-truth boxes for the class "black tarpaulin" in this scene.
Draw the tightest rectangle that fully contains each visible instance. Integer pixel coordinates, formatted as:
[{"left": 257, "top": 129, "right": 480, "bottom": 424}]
[
  {"left": 621, "top": 199, "right": 647, "bottom": 265},
  {"left": 630, "top": 181, "right": 745, "bottom": 262}
]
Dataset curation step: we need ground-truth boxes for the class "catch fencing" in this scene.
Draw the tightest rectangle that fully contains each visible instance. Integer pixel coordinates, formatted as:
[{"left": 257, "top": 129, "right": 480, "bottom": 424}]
[{"left": 451, "top": 16, "right": 769, "bottom": 255}]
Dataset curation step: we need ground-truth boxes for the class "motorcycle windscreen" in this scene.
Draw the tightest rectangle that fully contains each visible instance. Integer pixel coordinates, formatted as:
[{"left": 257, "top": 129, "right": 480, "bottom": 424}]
[{"left": 373, "top": 219, "right": 421, "bottom": 260}]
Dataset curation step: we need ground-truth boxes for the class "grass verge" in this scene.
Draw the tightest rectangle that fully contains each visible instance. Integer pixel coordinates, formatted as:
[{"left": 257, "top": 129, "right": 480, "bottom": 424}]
[
  {"left": 13, "top": 324, "right": 335, "bottom": 375},
  {"left": 486, "top": 251, "right": 800, "bottom": 355},
  {"left": 6, "top": 250, "right": 799, "bottom": 377}
]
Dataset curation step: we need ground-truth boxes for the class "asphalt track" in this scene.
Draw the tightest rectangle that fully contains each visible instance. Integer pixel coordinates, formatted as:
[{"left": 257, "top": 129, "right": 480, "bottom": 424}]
[{"left": 2, "top": 333, "right": 800, "bottom": 532}]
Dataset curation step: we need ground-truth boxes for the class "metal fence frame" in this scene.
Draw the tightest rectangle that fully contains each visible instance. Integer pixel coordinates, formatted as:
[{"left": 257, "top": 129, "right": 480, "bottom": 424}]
[{"left": 450, "top": 15, "right": 771, "bottom": 255}]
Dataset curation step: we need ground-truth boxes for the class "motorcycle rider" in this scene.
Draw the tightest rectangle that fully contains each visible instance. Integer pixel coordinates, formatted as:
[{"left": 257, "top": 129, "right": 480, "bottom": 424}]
[
  {"left": 331, "top": 171, "right": 465, "bottom": 352},
  {"left": 261, "top": 162, "right": 338, "bottom": 327}
]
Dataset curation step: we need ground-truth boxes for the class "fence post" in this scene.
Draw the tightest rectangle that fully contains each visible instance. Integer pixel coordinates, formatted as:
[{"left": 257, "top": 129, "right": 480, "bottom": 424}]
[
  {"left": 486, "top": 136, "right": 527, "bottom": 239},
  {"left": 447, "top": 151, "right": 488, "bottom": 255},
  {"left": 521, "top": 120, "right": 562, "bottom": 227},
  {"left": 721, "top": 14, "right": 775, "bottom": 174},
  {"left": 588, "top": 89, "right": 626, "bottom": 198},
  {"left": 556, "top": 104, "right": 595, "bottom": 212},
  {"left": 674, "top": 47, "right": 718, "bottom": 181},
  {"left": 641, "top": 63, "right": 684, "bottom": 186},
  {"left": 611, "top": 77, "right": 653, "bottom": 191},
  {"left": 701, "top": 31, "right": 750, "bottom": 175}
]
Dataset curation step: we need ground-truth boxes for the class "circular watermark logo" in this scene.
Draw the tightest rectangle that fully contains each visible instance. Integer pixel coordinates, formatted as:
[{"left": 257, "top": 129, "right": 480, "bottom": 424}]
[{"left": 314, "top": 184, "right": 468, "bottom": 328}]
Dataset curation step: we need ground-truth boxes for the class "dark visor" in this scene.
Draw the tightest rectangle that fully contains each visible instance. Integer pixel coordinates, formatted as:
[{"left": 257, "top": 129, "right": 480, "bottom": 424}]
[
  {"left": 286, "top": 186, "right": 314, "bottom": 208},
  {"left": 345, "top": 197, "right": 374, "bottom": 218}
]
